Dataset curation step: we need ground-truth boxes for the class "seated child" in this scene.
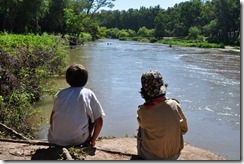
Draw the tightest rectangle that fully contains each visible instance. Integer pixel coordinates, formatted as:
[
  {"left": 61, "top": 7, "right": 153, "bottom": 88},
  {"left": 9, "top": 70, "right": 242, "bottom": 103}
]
[{"left": 47, "top": 64, "right": 105, "bottom": 147}]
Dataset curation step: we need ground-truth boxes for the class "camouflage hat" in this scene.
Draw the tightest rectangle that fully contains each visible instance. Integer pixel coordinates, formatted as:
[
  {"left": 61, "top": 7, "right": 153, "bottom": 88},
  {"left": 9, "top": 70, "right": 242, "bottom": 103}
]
[{"left": 141, "top": 70, "right": 167, "bottom": 98}]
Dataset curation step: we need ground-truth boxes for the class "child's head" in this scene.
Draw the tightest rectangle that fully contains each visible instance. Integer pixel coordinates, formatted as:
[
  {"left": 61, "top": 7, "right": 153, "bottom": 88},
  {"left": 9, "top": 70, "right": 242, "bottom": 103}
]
[
  {"left": 140, "top": 70, "right": 167, "bottom": 100},
  {"left": 66, "top": 64, "right": 88, "bottom": 87}
]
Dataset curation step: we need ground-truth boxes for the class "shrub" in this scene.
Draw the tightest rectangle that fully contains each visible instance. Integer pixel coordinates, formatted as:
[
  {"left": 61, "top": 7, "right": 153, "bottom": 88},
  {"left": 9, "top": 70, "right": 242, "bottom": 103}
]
[
  {"left": 188, "top": 26, "right": 201, "bottom": 40},
  {"left": 0, "top": 33, "right": 68, "bottom": 137}
]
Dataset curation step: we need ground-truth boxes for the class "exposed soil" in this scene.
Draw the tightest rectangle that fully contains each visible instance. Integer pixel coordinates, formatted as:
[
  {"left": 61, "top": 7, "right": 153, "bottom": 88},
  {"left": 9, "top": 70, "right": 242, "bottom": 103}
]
[{"left": 0, "top": 137, "right": 225, "bottom": 161}]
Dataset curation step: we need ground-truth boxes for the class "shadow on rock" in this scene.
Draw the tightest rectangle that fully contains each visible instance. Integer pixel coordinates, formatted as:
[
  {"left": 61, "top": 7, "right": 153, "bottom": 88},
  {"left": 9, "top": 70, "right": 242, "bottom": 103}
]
[
  {"left": 31, "top": 147, "right": 63, "bottom": 160},
  {"left": 31, "top": 146, "right": 97, "bottom": 160},
  {"left": 130, "top": 155, "right": 145, "bottom": 160}
]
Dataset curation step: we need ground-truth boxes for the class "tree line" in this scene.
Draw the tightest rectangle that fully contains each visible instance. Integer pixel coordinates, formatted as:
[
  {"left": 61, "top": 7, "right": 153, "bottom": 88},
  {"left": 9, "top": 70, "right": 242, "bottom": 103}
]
[
  {"left": 98, "top": 0, "right": 240, "bottom": 45},
  {"left": 0, "top": 0, "right": 240, "bottom": 45},
  {"left": 0, "top": 0, "right": 115, "bottom": 40}
]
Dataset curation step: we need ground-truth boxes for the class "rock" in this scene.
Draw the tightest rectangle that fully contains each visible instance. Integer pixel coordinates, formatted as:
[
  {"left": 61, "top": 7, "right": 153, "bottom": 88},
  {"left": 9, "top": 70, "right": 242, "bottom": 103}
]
[{"left": 0, "top": 137, "right": 225, "bottom": 160}]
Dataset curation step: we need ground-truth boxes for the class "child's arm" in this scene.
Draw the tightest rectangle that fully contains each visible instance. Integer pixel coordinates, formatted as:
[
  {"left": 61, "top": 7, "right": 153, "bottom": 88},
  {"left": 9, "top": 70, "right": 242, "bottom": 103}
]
[
  {"left": 49, "top": 111, "right": 55, "bottom": 125},
  {"left": 178, "top": 108, "right": 188, "bottom": 135},
  {"left": 90, "top": 116, "right": 103, "bottom": 146}
]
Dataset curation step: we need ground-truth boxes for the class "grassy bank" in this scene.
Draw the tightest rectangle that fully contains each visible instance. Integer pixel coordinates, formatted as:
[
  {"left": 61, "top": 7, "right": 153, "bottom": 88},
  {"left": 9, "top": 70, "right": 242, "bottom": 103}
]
[
  {"left": 0, "top": 33, "right": 69, "bottom": 138},
  {"left": 118, "top": 36, "right": 235, "bottom": 49},
  {"left": 158, "top": 37, "right": 226, "bottom": 48}
]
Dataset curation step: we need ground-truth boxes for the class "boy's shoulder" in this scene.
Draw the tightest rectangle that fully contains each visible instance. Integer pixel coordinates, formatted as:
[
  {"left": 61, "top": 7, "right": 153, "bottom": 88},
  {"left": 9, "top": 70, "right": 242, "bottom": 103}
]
[
  {"left": 57, "top": 87, "right": 91, "bottom": 94},
  {"left": 166, "top": 97, "right": 180, "bottom": 104},
  {"left": 82, "top": 87, "right": 94, "bottom": 93}
]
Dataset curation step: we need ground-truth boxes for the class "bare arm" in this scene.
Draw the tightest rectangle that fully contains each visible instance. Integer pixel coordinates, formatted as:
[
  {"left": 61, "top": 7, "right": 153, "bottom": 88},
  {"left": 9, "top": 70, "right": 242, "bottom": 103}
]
[
  {"left": 49, "top": 111, "right": 55, "bottom": 125},
  {"left": 90, "top": 116, "right": 103, "bottom": 146}
]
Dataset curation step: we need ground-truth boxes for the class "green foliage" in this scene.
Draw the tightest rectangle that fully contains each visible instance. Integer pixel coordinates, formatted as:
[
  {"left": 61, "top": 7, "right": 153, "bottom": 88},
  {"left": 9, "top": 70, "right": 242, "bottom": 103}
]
[
  {"left": 64, "top": 8, "right": 86, "bottom": 36},
  {"left": 98, "top": 0, "right": 240, "bottom": 46},
  {"left": 149, "top": 38, "right": 158, "bottom": 43},
  {"left": 148, "top": 29, "right": 155, "bottom": 37},
  {"left": 80, "top": 33, "right": 93, "bottom": 42},
  {"left": 159, "top": 37, "right": 225, "bottom": 48},
  {"left": 83, "top": 20, "right": 100, "bottom": 41},
  {"left": 137, "top": 38, "right": 150, "bottom": 43},
  {"left": 137, "top": 26, "right": 150, "bottom": 37},
  {"left": 105, "top": 28, "right": 137, "bottom": 40},
  {"left": 118, "top": 29, "right": 129, "bottom": 39},
  {"left": 202, "top": 19, "right": 218, "bottom": 37},
  {"left": 0, "top": 33, "right": 68, "bottom": 137},
  {"left": 127, "top": 29, "right": 136, "bottom": 37},
  {"left": 0, "top": 0, "right": 240, "bottom": 46},
  {"left": 67, "top": 147, "right": 87, "bottom": 160},
  {"left": 0, "top": 0, "right": 50, "bottom": 33},
  {"left": 98, "top": 26, "right": 107, "bottom": 38},
  {"left": 154, "top": 11, "right": 167, "bottom": 38},
  {"left": 187, "top": 26, "right": 201, "bottom": 40},
  {"left": 105, "top": 28, "right": 120, "bottom": 39}
]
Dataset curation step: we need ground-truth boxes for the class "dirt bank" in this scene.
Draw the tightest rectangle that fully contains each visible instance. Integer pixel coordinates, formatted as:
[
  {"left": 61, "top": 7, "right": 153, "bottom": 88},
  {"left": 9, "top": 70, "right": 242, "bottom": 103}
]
[{"left": 0, "top": 137, "right": 225, "bottom": 160}]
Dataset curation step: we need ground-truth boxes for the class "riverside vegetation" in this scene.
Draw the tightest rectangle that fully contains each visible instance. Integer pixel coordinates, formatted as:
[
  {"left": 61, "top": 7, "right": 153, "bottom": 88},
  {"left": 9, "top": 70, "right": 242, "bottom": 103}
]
[{"left": 0, "top": 33, "right": 69, "bottom": 138}]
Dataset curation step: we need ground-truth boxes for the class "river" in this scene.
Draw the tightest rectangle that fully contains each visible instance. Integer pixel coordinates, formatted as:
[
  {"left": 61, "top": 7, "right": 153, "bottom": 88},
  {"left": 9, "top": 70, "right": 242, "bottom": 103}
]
[{"left": 35, "top": 39, "right": 240, "bottom": 160}]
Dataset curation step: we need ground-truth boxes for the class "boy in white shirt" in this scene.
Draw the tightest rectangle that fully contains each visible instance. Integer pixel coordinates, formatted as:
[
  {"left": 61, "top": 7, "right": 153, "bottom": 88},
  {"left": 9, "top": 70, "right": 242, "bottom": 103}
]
[{"left": 48, "top": 64, "right": 105, "bottom": 147}]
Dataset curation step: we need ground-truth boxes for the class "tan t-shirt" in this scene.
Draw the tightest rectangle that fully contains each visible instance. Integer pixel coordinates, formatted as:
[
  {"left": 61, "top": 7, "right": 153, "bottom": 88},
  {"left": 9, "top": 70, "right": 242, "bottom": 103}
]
[{"left": 137, "top": 98, "right": 188, "bottom": 159}]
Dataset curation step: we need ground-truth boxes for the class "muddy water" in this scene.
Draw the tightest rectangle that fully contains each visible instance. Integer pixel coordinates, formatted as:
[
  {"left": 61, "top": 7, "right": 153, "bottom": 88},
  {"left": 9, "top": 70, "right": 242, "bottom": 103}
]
[{"left": 35, "top": 39, "right": 240, "bottom": 160}]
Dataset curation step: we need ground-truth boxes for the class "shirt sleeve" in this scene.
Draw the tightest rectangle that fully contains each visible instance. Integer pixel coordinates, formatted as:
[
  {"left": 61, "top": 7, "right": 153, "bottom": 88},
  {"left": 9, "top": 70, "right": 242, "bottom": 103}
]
[
  {"left": 170, "top": 98, "right": 188, "bottom": 135},
  {"left": 52, "top": 93, "right": 59, "bottom": 112},
  {"left": 176, "top": 104, "right": 188, "bottom": 135},
  {"left": 89, "top": 91, "right": 106, "bottom": 122}
]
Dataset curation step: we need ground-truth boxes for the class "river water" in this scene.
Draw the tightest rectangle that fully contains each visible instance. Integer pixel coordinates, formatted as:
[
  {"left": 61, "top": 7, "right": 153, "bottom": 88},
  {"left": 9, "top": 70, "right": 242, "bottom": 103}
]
[{"left": 36, "top": 39, "right": 240, "bottom": 160}]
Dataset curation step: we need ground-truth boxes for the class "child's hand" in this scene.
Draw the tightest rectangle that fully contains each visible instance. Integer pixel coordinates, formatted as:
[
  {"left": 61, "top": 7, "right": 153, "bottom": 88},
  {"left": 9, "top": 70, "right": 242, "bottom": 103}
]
[
  {"left": 90, "top": 136, "right": 97, "bottom": 147},
  {"left": 90, "top": 140, "right": 96, "bottom": 147}
]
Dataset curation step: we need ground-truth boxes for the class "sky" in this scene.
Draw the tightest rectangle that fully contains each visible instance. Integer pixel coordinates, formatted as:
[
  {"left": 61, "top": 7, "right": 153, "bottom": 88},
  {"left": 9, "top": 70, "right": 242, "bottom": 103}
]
[{"left": 103, "top": 0, "right": 189, "bottom": 11}]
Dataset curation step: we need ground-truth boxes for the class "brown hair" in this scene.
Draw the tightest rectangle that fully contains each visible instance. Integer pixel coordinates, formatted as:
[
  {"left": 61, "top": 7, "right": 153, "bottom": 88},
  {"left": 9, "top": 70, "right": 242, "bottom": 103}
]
[{"left": 66, "top": 64, "right": 88, "bottom": 87}]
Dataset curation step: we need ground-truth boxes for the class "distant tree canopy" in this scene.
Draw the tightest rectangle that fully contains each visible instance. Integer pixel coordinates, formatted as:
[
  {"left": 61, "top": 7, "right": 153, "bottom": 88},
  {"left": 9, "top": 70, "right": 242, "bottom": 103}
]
[
  {"left": 0, "top": 0, "right": 115, "bottom": 40},
  {"left": 98, "top": 0, "right": 240, "bottom": 45},
  {"left": 0, "top": 0, "right": 240, "bottom": 45}
]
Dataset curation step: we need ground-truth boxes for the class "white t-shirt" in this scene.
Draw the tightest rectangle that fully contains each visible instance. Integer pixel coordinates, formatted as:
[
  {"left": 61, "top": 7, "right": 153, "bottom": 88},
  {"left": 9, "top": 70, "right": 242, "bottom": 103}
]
[{"left": 48, "top": 87, "right": 105, "bottom": 146}]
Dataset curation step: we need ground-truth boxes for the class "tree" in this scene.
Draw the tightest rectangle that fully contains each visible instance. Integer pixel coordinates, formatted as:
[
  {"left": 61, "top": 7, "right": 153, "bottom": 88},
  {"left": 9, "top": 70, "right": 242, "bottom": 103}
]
[
  {"left": 63, "top": 0, "right": 115, "bottom": 39},
  {"left": 201, "top": 0, "right": 216, "bottom": 27},
  {"left": 118, "top": 29, "right": 129, "bottom": 39},
  {"left": 176, "top": 0, "right": 202, "bottom": 36},
  {"left": 105, "top": 28, "right": 120, "bottom": 38},
  {"left": 83, "top": 19, "right": 100, "bottom": 40},
  {"left": 188, "top": 26, "right": 201, "bottom": 40},
  {"left": 0, "top": 0, "right": 18, "bottom": 32},
  {"left": 154, "top": 11, "right": 167, "bottom": 38},
  {"left": 63, "top": 8, "right": 85, "bottom": 36},
  {"left": 40, "top": 0, "right": 69, "bottom": 34},
  {"left": 212, "top": 0, "right": 240, "bottom": 44},
  {"left": 15, "top": 0, "right": 50, "bottom": 33},
  {"left": 127, "top": 29, "right": 136, "bottom": 37},
  {"left": 98, "top": 26, "right": 107, "bottom": 38},
  {"left": 137, "top": 26, "right": 150, "bottom": 37},
  {"left": 202, "top": 19, "right": 218, "bottom": 37},
  {"left": 84, "top": 0, "right": 115, "bottom": 17}
]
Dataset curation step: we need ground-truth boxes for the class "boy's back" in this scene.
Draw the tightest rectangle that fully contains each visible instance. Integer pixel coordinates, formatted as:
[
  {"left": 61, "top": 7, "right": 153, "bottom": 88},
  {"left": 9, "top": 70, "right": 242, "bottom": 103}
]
[{"left": 47, "top": 64, "right": 105, "bottom": 147}]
